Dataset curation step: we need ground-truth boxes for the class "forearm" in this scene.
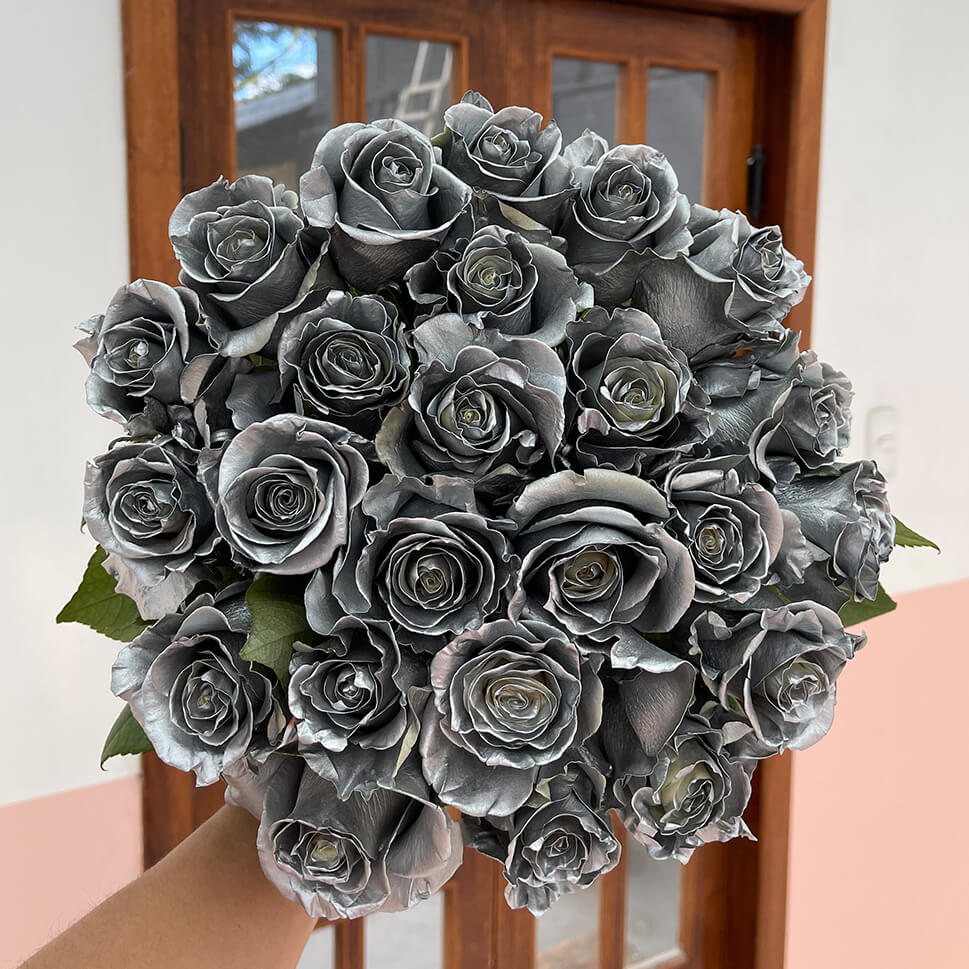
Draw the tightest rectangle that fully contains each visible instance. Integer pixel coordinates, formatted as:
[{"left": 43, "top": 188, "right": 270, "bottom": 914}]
[{"left": 21, "top": 805, "right": 316, "bottom": 969}]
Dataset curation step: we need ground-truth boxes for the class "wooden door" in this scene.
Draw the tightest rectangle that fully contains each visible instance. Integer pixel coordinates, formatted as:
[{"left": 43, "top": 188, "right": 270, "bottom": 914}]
[{"left": 123, "top": 2, "right": 829, "bottom": 967}]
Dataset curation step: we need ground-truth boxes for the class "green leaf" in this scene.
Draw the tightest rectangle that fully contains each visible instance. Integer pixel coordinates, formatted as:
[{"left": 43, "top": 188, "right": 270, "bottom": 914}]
[
  {"left": 100, "top": 705, "right": 153, "bottom": 767},
  {"left": 768, "top": 585, "right": 793, "bottom": 605},
  {"left": 247, "top": 352, "right": 277, "bottom": 373},
  {"left": 839, "top": 584, "right": 897, "bottom": 627},
  {"left": 241, "top": 575, "right": 312, "bottom": 685},
  {"left": 430, "top": 130, "right": 451, "bottom": 149},
  {"left": 893, "top": 516, "right": 940, "bottom": 552},
  {"left": 374, "top": 283, "right": 406, "bottom": 315},
  {"left": 57, "top": 547, "right": 149, "bottom": 642}
]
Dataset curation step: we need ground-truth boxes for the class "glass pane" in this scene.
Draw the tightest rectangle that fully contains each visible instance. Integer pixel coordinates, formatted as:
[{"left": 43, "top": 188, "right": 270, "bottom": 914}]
[
  {"left": 624, "top": 847, "right": 682, "bottom": 967},
  {"left": 366, "top": 891, "right": 444, "bottom": 969},
  {"left": 552, "top": 57, "right": 619, "bottom": 146},
  {"left": 234, "top": 21, "right": 337, "bottom": 185},
  {"left": 646, "top": 67, "right": 709, "bottom": 203},
  {"left": 366, "top": 35, "right": 455, "bottom": 137},
  {"left": 296, "top": 926, "right": 334, "bottom": 969},
  {"left": 537, "top": 880, "right": 600, "bottom": 969}
]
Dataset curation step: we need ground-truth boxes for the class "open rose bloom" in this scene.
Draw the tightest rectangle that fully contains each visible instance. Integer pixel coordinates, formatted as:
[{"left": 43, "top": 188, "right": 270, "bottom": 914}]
[{"left": 63, "top": 91, "right": 933, "bottom": 920}]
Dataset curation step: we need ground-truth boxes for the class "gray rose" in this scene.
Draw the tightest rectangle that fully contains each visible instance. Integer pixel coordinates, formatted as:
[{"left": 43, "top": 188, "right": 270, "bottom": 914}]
[
  {"left": 567, "top": 306, "right": 712, "bottom": 473},
  {"left": 289, "top": 617, "right": 422, "bottom": 797},
  {"left": 83, "top": 438, "right": 218, "bottom": 619},
  {"left": 170, "top": 175, "right": 334, "bottom": 357},
  {"left": 306, "top": 474, "right": 517, "bottom": 653},
  {"left": 111, "top": 587, "right": 278, "bottom": 785},
  {"left": 201, "top": 414, "right": 368, "bottom": 574},
  {"left": 688, "top": 326, "right": 801, "bottom": 404},
  {"left": 176, "top": 351, "right": 252, "bottom": 450},
  {"left": 690, "top": 602, "right": 865, "bottom": 754},
  {"left": 562, "top": 128, "right": 608, "bottom": 166},
  {"left": 509, "top": 469, "right": 695, "bottom": 636},
  {"left": 767, "top": 351, "right": 853, "bottom": 478},
  {"left": 562, "top": 145, "right": 691, "bottom": 305},
  {"left": 694, "top": 350, "right": 806, "bottom": 481},
  {"left": 257, "top": 754, "right": 462, "bottom": 919},
  {"left": 75, "top": 279, "right": 204, "bottom": 434},
  {"left": 615, "top": 715, "right": 754, "bottom": 863},
  {"left": 774, "top": 461, "right": 895, "bottom": 600},
  {"left": 627, "top": 258, "right": 807, "bottom": 469},
  {"left": 634, "top": 209, "right": 808, "bottom": 373},
  {"left": 688, "top": 204, "right": 810, "bottom": 330},
  {"left": 479, "top": 763, "right": 621, "bottom": 915},
  {"left": 404, "top": 225, "right": 592, "bottom": 347},
  {"left": 634, "top": 254, "right": 793, "bottom": 368},
  {"left": 420, "top": 619, "right": 603, "bottom": 817},
  {"left": 441, "top": 92, "right": 575, "bottom": 229},
  {"left": 597, "top": 640, "right": 697, "bottom": 776},
  {"left": 273, "top": 291, "right": 409, "bottom": 434},
  {"left": 664, "top": 455, "right": 785, "bottom": 604},
  {"left": 299, "top": 119, "right": 472, "bottom": 288},
  {"left": 376, "top": 315, "right": 566, "bottom": 496}
]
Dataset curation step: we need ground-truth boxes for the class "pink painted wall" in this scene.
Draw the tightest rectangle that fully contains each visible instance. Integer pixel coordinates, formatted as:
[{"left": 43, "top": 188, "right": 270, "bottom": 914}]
[
  {"left": 0, "top": 777, "right": 142, "bottom": 968},
  {"left": 785, "top": 581, "right": 969, "bottom": 968}
]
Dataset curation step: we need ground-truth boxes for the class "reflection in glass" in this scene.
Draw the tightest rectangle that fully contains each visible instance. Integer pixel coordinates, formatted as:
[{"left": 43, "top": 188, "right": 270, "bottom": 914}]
[
  {"left": 537, "top": 880, "right": 600, "bottom": 969},
  {"left": 624, "top": 848, "right": 682, "bottom": 967},
  {"left": 366, "top": 35, "right": 455, "bottom": 137},
  {"left": 295, "top": 925, "right": 334, "bottom": 969},
  {"left": 233, "top": 21, "right": 336, "bottom": 185},
  {"left": 366, "top": 891, "right": 444, "bottom": 969},
  {"left": 646, "top": 67, "right": 709, "bottom": 203},
  {"left": 552, "top": 57, "right": 619, "bottom": 146}
]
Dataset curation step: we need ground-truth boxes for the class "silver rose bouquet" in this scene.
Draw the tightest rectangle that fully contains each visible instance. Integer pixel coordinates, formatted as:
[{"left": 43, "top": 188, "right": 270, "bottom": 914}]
[{"left": 60, "top": 92, "right": 937, "bottom": 919}]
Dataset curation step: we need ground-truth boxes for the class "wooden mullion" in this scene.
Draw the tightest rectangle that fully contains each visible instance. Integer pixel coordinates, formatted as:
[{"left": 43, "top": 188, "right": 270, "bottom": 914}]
[
  {"left": 335, "top": 919, "right": 366, "bottom": 969},
  {"left": 494, "top": 883, "right": 536, "bottom": 969},
  {"left": 343, "top": 22, "right": 367, "bottom": 124},
  {"left": 672, "top": 849, "right": 703, "bottom": 969},
  {"left": 713, "top": 18, "right": 758, "bottom": 210},
  {"left": 467, "top": 0, "right": 514, "bottom": 110},
  {"left": 444, "top": 843, "right": 498, "bottom": 969},
  {"left": 598, "top": 816, "right": 629, "bottom": 969},
  {"left": 776, "top": 0, "right": 827, "bottom": 345},
  {"left": 179, "top": 0, "right": 235, "bottom": 192},
  {"left": 529, "top": 18, "right": 553, "bottom": 121},
  {"left": 332, "top": 23, "right": 352, "bottom": 127},
  {"left": 453, "top": 34, "right": 471, "bottom": 106},
  {"left": 753, "top": 753, "right": 794, "bottom": 969},
  {"left": 700, "top": 66, "right": 719, "bottom": 205},
  {"left": 122, "top": 0, "right": 181, "bottom": 286},
  {"left": 141, "top": 757, "right": 195, "bottom": 868},
  {"left": 500, "top": 0, "right": 536, "bottom": 117},
  {"left": 621, "top": 58, "right": 648, "bottom": 145}
]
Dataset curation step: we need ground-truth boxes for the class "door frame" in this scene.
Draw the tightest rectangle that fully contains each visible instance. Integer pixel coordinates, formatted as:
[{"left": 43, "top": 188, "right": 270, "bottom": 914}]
[{"left": 120, "top": 3, "right": 828, "bottom": 968}]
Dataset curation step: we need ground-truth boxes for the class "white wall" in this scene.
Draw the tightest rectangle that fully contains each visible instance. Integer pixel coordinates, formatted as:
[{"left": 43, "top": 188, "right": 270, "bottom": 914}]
[
  {"left": 812, "top": 0, "right": 969, "bottom": 593},
  {"left": 0, "top": 0, "right": 137, "bottom": 806},
  {"left": 786, "top": 3, "right": 969, "bottom": 966}
]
